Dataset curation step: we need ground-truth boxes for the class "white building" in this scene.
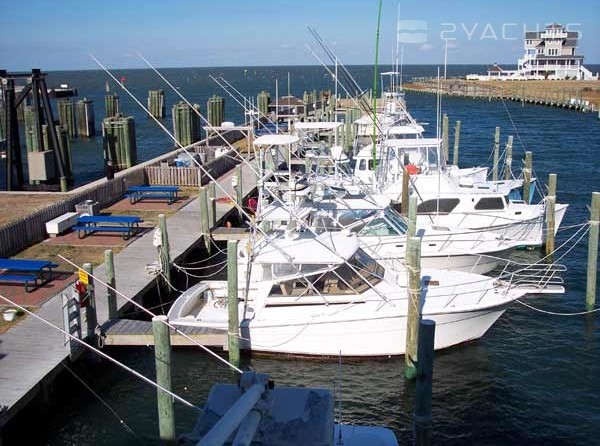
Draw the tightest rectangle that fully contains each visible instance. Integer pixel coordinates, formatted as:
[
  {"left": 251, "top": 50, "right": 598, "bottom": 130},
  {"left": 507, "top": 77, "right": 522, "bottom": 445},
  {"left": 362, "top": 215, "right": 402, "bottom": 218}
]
[{"left": 467, "top": 23, "right": 597, "bottom": 81}]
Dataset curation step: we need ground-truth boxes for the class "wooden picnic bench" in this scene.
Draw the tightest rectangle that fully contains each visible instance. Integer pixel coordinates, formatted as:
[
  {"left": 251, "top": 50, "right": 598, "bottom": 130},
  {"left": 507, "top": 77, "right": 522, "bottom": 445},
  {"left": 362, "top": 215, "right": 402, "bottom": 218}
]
[
  {"left": 124, "top": 186, "right": 180, "bottom": 205},
  {"left": 0, "top": 258, "right": 59, "bottom": 292},
  {"left": 72, "top": 215, "right": 143, "bottom": 240}
]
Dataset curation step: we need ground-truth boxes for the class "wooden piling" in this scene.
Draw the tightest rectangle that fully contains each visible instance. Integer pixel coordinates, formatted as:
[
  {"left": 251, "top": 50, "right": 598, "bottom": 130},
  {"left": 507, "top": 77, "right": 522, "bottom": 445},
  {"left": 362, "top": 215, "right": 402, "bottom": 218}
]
[
  {"left": 82, "top": 263, "right": 97, "bottom": 340},
  {"left": 441, "top": 114, "right": 449, "bottom": 162},
  {"left": 452, "top": 120, "right": 461, "bottom": 166},
  {"left": 158, "top": 214, "right": 171, "bottom": 285},
  {"left": 147, "top": 90, "right": 165, "bottom": 119},
  {"left": 58, "top": 99, "right": 76, "bottom": 138},
  {"left": 408, "top": 195, "right": 417, "bottom": 238},
  {"left": 172, "top": 101, "right": 200, "bottom": 146},
  {"left": 545, "top": 174, "right": 557, "bottom": 257},
  {"left": 234, "top": 164, "right": 243, "bottom": 207},
  {"left": 492, "top": 127, "right": 500, "bottom": 181},
  {"left": 105, "top": 249, "right": 117, "bottom": 320},
  {"left": 504, "top": 135, "right": 513, "bottom": 180},
  {"left": 227, "top": 240, "right": 240, "bottom": 368},
  {"left": 523, "top": 151, "right": 533, "bottom": 204},
  {"left": 207, "top": 181, "right": 216, "bottom": 228},
  {"left": 102, "top": 115, "right": 137, "bottom": 171},
  {"left": 152, "top": 315, "right": 176, "bottom": 443},
  {"left": 413, "top": 319, "right": 435, "bottom": 446},
  {"left": 404, "top": 236, "right": 422, "bottom": 380},
  {"left": 586, "top": 192, "right": 600, "bottom": 310},
  {"left": 104, "top": 93, "right": 120, "bottom": 118},
  {"left": 401, "top": 167, "right": 410, "bottom": 216},
  {"left": 76, "top": 98, "right": 95, "bottom": 138},
  {"left": 199, "top": 187, "right": 210, "bottom": 251}
]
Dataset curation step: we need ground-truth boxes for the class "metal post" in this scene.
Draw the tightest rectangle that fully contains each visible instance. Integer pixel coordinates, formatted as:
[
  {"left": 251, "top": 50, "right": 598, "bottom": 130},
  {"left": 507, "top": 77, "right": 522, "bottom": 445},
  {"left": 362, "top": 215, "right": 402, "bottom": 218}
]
[
  {"left": 158, "top": 214, "right": 171, "bottom": 285},
  {"left": 413, "top": 319, "right": 435, "bottom": 446},
  {"left": 404, "top": 236, "right": 422, "bottom": 379},
  {"left": 545, "top": 174, "right": 557, "bottom": 257},
  {"left": 452, "top": 120, "right": 461, "bottom": 166},
  {"left": 228, "top": 240, "right": 240, "bottom": 368},
  {"left": 82, "top": 263, "right": 97, "bottom": 340},
  {"left": 105, "top": 249, "right": 117, "bottom": 320},
  {"left": 523, "top": 151, "right": 533, "bottom": 204},
  {"left": 152, "top": 315, "right": 176, "bottom": 443},
  {"left": 492, "top": 126, "right": 500, "bottom": 181},
  {"left": 441, "top": 114, "right": 449, "bottom": 162},
  {"left": 504, "top": 135, "right": 513, "bottom": 180},
  {"left": 586, "top": 192, "right": 600, "bottom": 310}
]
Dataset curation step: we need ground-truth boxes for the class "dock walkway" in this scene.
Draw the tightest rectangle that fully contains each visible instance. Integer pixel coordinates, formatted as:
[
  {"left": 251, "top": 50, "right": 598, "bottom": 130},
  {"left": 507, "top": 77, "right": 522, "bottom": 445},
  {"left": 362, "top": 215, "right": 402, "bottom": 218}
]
[{"left": 0, "top": 157, "right": 258, "bottom": 426}]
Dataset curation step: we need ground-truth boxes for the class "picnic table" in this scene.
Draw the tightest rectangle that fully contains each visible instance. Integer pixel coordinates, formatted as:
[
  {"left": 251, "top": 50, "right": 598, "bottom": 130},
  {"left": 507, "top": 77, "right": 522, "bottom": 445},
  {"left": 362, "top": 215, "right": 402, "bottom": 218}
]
[
  {"left": 0, "top": 258, "right": 59, "bottom": 292},
  {"left": 125, "top": 186, "right": 180, "bottom": 205},
  {"left": 73, "top": 215, "right": 143, "bottom": 240}
]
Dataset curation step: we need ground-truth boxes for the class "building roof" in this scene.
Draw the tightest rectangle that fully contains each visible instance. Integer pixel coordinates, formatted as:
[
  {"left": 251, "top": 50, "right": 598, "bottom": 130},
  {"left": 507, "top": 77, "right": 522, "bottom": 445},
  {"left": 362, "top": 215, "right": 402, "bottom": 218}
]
[
  {"left": 566, "top": 31, "right": 578, "bottom": 38},
  {"left": 546, "top": 23, "right": 564, "bottom": 29},
  {"left": 487, "top": 64, "right": 504, "bottom": 72},
  {"left": 525, "top": 31, "right": 541, "bottom": 39},
  {"left": 564, "top": 39, "right": 578, "bottom": 47}
]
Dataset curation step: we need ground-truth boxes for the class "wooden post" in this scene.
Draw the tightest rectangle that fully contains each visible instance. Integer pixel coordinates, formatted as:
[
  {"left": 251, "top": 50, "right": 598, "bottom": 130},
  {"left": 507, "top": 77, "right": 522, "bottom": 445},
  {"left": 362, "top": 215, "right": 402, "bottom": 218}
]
[
  {"left": 504, "top": 135, "right": 513, "bottom": 180},
  {"left": 104, "top": 249, "right": 117, "bottom": 320},
  {"left": 586, "top": 192, "right": 600, "bottom": 310},
  {"left": 401, "top": 167, "right": 410, "bottom": 216},
  {"left": 545, "top": 174, "right": 557, "bottom": 257},
  {"left": 82, "top": 263, "right": 96, "bottom": 340},
  {"left": 60, "top": 176, "right": 68, "bottom": 192},
  {"left": 227, "top": 240, "right": 240, "bottom": 368},
  {"left": 199, "top": 187, "right": 210, "bottom": 252},
  {"left": 492, "top": 126, "right": 500, "bottom": 181},
  {"left": 234, "top": 164, "right": 243, "bottom": 206},
  {"left": 408, "top": 195, "right": 417, "bottom": 238},
  {"left": 413, "top": 319, "right": 435, "bottom": 446},
  {"left": 158, "top": 214, "right": 171, "bottom": 285},
  {"left": 452, "top": 120, "right": 461, "bottom": 166},
  {"left": 404, "top": 236, "right": 422, "bottom": 380},
  {"left": 207, "top": 181, "right": 216, "bottom": 228},
  {"left": 442, "top": 114, "right": 449, "bottom": 163},
  {"left": 523, "top": 151, "right": 533, "bottom": 204},
  {"left": 152, "top": 315, "right": 176, "bottom": 443}
]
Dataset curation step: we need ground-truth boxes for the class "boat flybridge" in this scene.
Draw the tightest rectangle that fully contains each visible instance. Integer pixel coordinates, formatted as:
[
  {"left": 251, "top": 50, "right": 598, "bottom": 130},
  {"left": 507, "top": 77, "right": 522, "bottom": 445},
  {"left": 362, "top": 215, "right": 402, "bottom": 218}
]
[{"left": 167, "top": 230, "right": 565, "bottom": 356}]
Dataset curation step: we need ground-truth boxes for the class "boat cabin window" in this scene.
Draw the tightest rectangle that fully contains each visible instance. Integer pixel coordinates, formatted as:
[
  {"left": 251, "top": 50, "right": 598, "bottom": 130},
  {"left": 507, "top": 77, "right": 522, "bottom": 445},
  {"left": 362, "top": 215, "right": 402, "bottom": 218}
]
[
  {"left": 474, "top": 197, "right": 505, "bottom": 210},
  {"left": 417, "top": 198, "right": 460, "bottom": 214},
  {"left": 358, "top": 218, "right": 398, "bottom": 236},
  {"left": 269, "top": 248, "right": 384, "bottom": 298}
]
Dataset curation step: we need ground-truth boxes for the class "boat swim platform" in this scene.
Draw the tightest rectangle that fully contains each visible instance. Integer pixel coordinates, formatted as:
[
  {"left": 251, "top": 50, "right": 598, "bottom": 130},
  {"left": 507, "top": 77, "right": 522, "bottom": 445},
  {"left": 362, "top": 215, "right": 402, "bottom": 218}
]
[
  {"left": 103, "top": 319, "right": 227, "bottom": 347},
  {"left": 0, "top": 157, "right": 259, "bottom": 428}
]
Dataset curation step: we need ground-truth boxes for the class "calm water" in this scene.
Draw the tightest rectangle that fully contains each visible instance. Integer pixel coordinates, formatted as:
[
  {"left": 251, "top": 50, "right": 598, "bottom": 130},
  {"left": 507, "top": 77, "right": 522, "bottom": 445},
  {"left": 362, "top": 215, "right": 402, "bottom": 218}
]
[{"left": 6, "top": 66, "right": 600, "bottom": 444}]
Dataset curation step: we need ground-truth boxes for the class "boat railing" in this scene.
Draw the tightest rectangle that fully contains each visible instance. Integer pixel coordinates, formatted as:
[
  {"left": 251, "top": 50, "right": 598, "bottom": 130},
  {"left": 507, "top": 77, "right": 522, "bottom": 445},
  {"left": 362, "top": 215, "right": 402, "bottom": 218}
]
[{"left": 498, "top": 261, "right": 566, "bottom": 291}]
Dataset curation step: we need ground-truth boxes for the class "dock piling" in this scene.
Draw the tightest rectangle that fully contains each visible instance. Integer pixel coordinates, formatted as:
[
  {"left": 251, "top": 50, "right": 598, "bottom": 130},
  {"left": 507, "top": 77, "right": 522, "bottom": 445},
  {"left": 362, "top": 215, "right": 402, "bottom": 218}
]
[
  {"left": 158, "top": 214, "right": 171, "bottom": 286},
  {"left": 504, "top": 135, "right": 513, "bottom": 180},
  {"left": 207, "top": 181, "right": 216, "bottom": 228},
  {"left": 492, "top": 126, "right": 500, "bottom": 181},
  {"left": 413, "top": 319, "right": 435, "bottom": 446},
  {"left": 452, "top": 120, "right": 461, "bottom": 166},
  {"left": 545, "top": 174, "right": 557, "bottom": 257},
  {"left": 104, "top": 93, "right": 120, "bottom": 118},
  {"left": 152, "top": 315, "right": 176, "bottom": 443},
  {"left": 234, "top": 164, "right": 243, "bottom": 207},
  {"left": 199, "top": 187, "right": 211, "bottom": 252},
  {"left": 147, "top": 89, "right": 165, "bottom": 119},
  {"left": 76, "top": 98, "right": 95, "bottom": 138},
  {"left": 523, "top": 151, "right": 533, "bottom": 204},
  {"left": 404, "top": 235, "right": 422, "bottom": 380},
  {"left": 82, "top": 263, "right": 97, "bottom": 341},
  {"left": 227, "top": 240, "right": 240, "bottom": 368},
  {"left": 58, "top": 99, "right": 76, "bottom": 138},
  {"left": 401, "top": 167, "right": 410, "bottom": 216},
  {"left": 105, "top": 249, "right": 117, "bottom": 320},
  {"left": 408, "top": 195, "right": 417, "bottom": 238},
  {"left": 586, "top": 192, "right": 600, "bottom": 310}
]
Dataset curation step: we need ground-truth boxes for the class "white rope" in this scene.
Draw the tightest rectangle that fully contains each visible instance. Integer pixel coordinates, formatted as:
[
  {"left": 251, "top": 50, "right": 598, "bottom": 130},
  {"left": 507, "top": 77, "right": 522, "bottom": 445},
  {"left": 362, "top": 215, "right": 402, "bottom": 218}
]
[
  {"left": 515, "top": 298, "right": 600, "bottom": 316},
  {"left": 0, "top": 293, "right": 203, "bottom": 412},
  {"left": 57, "top": 254, "right": 242, "bottom": 374},
  {"left": 174, "top": 262, "right": 228, "bottom": 279}
]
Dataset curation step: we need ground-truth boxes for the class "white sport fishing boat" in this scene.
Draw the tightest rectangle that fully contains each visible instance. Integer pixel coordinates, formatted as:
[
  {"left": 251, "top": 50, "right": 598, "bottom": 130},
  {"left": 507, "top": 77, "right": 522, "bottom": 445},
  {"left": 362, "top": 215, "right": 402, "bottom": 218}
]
[{"left": 168, "top": 231, "right": 564, "bottom": 356}]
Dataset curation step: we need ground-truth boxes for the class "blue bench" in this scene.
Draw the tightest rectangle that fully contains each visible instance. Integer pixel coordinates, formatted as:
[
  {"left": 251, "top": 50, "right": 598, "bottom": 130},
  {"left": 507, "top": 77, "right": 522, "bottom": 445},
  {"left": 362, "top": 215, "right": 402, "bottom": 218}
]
[
  {"left": 74, "top": 215, "right": 143, "bottom": 240},
  {"left": 0, "top": 258, "right": 59, "bottom": 292},
  {"left": 125, "top": 186, "right": 180, "bottom": 205}
]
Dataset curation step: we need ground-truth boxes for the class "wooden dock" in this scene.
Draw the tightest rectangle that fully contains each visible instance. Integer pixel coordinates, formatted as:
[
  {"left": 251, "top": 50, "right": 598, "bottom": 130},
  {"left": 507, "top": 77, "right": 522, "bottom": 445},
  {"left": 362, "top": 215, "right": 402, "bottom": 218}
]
[
  {"left": 0, "top": 156, "right": 258, "bottom": 428},
  {"left": 103, "top": 319, "right": 227, "bottom": 347}
]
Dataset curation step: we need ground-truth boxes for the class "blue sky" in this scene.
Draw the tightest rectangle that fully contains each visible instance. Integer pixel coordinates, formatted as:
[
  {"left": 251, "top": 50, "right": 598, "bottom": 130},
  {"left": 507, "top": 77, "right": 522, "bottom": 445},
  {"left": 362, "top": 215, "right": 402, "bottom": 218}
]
[{"left": 1, "top": 0, "right": 598, "bottom": 70}]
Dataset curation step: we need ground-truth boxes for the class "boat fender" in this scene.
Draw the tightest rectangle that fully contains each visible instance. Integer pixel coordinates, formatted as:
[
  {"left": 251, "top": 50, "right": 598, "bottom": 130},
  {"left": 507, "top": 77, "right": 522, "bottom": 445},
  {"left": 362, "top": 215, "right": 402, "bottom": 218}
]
[{"left": 405, "top": 164, "right": 420, "bottom": 175}]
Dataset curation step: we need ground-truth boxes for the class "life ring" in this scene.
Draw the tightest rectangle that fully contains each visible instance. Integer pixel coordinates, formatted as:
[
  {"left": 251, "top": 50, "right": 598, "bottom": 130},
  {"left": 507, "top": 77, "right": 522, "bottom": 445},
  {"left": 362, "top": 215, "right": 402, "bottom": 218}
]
[{"left": 405, "top": 164, "right": 420, "bottom": 175}]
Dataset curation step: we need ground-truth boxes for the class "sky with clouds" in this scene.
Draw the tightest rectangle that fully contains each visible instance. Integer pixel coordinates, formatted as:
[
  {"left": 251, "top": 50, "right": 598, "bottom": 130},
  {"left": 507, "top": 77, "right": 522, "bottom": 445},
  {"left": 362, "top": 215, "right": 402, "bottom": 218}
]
[{"left": 0, "top": 0, "right": 598, "bottom": 70}]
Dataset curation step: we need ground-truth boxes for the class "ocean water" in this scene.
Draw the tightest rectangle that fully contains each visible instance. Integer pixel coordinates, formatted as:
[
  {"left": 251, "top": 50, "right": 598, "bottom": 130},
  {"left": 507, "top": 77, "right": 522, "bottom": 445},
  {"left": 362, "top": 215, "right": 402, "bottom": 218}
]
[{"left": 3, "top": 66, "right": 600, "bottom": 445}]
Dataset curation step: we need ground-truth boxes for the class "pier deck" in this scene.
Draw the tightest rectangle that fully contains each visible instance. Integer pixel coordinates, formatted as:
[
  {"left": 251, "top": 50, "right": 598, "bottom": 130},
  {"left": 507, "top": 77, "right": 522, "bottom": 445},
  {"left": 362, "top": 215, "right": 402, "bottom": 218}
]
[{"left": 0, "top": 157, "right": 258, "bottom": 426}]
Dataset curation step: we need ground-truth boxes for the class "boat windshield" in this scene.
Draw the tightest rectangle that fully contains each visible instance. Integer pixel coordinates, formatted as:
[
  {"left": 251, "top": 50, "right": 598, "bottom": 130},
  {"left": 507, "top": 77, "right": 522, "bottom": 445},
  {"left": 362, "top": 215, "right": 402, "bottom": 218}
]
[
  {"left": 269, "top": 248, "right": 384, "bottom": 298},
  {"left": 357, "top": 208, "right": 407, "bottom": 236}
]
